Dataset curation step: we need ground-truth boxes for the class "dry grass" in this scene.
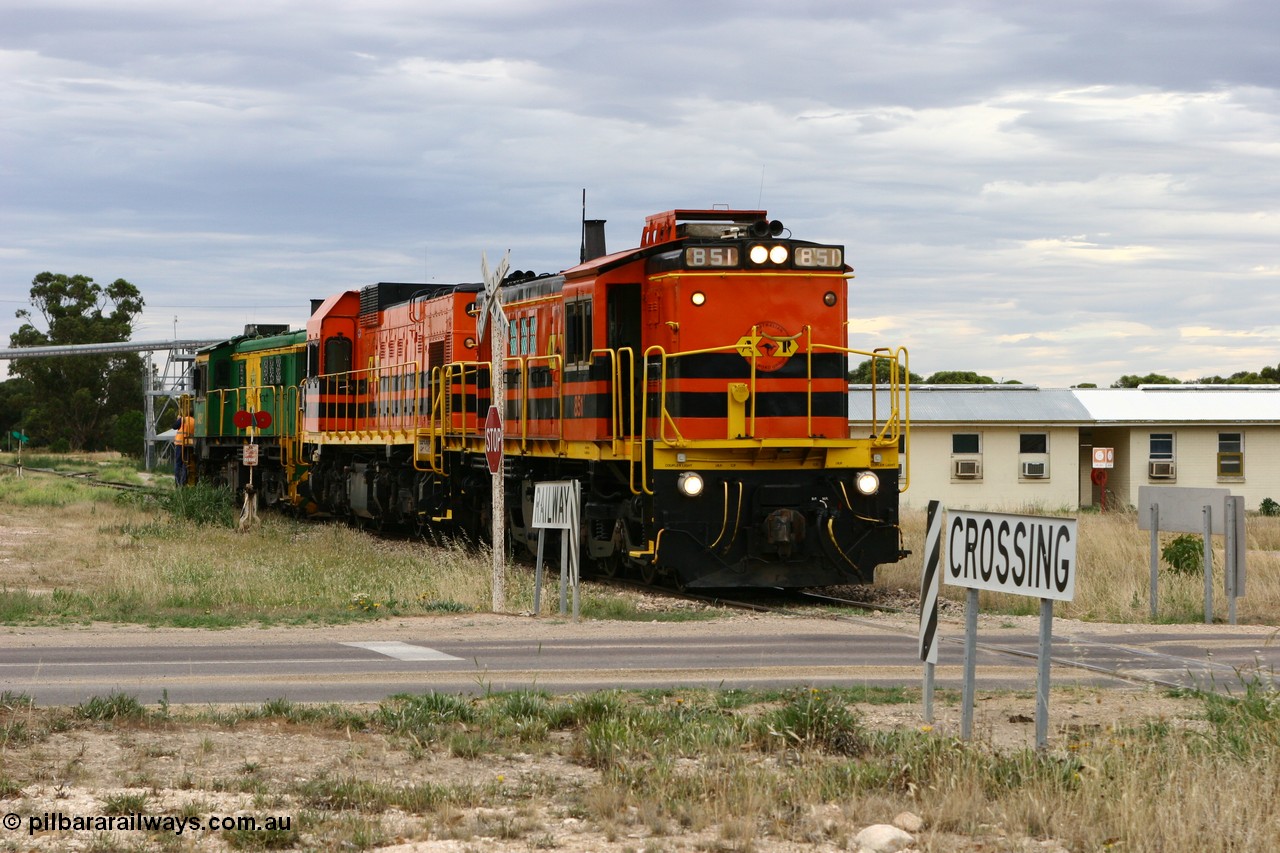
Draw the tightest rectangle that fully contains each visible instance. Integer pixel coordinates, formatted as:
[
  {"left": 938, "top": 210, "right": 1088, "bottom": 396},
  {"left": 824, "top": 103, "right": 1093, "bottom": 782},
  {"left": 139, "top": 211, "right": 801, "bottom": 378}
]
[
  {"left": 3, "top": 463, "right": 1279, "bottom": 626},
  {"left": 0, "top": 480, "right": 501, "bottom": 624},
  {"left": 0, "top": 469, "right": 718, "bottom": 626},
  {"left": 3, "top": 684, "right": 1280, "bottom": 851},
  {"left": 881, "top": 506, "right": 1280, "bottom": 623}
]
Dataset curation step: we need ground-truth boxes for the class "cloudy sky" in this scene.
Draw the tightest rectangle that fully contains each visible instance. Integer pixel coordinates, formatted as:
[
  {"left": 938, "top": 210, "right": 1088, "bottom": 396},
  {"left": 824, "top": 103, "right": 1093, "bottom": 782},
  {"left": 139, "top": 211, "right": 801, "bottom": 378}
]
[{"left": 3, "top": 0, "right": 1277, "bottom": 386}]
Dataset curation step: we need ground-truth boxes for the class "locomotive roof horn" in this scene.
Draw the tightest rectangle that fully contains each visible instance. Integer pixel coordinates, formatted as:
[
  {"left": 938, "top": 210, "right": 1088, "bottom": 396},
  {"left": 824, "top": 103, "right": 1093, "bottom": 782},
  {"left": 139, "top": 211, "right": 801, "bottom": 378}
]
[{"left": 749, "top": 219, "right": 785, "bottom": 238}]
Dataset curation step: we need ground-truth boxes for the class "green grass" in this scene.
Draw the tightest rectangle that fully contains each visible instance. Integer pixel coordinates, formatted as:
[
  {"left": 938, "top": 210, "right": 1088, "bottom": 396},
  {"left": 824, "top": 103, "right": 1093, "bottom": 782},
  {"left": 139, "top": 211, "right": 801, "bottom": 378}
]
[
  {"left": 0, "top": 475, "right": 120, "bottom": 507},
  {"left": 74, "top": 691, "right": 147, "bottom": 722}
]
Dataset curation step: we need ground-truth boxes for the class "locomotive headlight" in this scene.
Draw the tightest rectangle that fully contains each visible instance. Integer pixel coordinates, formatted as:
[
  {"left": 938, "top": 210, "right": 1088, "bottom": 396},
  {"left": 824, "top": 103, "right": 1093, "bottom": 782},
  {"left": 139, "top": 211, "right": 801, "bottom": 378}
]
[
  {"left": 691, "top": 291, "right": 706, "bottom": 306},
  {"left": 855, "top": 470, "right": 880, "bottom": 495},
  {"left": 823, "top": 291, "right": 838, "bottom": 307},
  {"left": 749, "top": 244, "right": 769, "bottom": 264},
  {"left": 769, "top": 245, "right": 789, "bottom": 264},
  {"left": 677, "top": 471, "right": 705, "bottom": 497}
]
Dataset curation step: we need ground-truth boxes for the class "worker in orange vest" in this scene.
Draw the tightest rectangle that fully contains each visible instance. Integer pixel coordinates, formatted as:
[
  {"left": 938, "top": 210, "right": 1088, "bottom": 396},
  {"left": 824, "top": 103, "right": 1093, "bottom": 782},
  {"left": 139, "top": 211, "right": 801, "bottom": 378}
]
[{"left": 173, "top": 415, "right": 194, "bottom": 486}]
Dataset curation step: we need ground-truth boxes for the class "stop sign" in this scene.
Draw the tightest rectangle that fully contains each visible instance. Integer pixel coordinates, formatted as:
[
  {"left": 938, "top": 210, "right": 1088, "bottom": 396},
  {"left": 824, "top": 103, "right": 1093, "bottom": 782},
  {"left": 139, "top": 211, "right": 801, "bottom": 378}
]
[{"left": 484, "top": 405, "right": 503, "bottom": 474}]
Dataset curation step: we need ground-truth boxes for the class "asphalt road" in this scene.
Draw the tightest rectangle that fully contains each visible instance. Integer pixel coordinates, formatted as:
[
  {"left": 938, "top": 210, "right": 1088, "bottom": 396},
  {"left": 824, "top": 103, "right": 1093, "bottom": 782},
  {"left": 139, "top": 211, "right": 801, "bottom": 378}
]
[{"left": 3, "top": 615, "right": 1277, "bottom": 706}]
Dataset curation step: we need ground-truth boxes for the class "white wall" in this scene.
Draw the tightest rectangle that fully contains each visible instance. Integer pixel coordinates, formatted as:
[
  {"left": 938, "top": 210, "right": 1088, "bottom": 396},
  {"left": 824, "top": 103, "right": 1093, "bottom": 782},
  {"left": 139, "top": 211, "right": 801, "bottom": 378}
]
[
  {"left": 1120, "top": 426, "right": 1279, "bottom": 511},
  {"left": 900, "top": 425, "right": 1081, "bottom": 512}
]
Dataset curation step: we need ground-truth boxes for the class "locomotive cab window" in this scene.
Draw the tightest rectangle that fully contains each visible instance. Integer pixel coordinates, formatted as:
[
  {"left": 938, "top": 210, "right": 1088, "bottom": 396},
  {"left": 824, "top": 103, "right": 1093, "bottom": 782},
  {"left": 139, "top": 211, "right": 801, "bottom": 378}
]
[
  {"left": 324, "top": 334, "right": 352, "bottom": 376},
  {"left": 214, "top": 359, "right": 231, "bottom": 389},
  {"left": 565, "top": 299, "right": 593, "bottom": 366},
  {"left": 192, "top": 363, "right": 207, "bottom": 398},
  {"left": 306, "top": 341, "right": 319, "bottom": 378}
]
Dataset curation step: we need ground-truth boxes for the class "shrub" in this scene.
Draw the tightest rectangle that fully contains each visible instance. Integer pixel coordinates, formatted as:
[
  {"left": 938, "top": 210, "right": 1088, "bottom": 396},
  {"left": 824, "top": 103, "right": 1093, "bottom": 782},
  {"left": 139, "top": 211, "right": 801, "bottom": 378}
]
[
  {"left": 1260, "top": 497, "right": 1280, "bottom": 517},
  {"left": 75, "top": 692, "right": 147, "bottom": 721},
  {"left": 158, "top": 482, "right": 235, "bottom": 527},
  {"left": 1162, "top": 534, "right": 1203, "bottom": 576}
]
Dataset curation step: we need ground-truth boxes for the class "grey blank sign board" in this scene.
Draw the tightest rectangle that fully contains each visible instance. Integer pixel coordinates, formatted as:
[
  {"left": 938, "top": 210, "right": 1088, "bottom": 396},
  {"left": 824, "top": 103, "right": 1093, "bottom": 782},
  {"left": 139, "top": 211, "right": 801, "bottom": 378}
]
[{"left": 1137, "top": 486, "right": 1230, "bottom": 535}]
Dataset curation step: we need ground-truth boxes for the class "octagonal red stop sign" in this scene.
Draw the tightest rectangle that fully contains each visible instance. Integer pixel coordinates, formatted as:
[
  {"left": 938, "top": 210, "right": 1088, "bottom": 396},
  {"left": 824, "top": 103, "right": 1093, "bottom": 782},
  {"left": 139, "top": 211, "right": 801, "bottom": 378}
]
[{"left": 484, "top": 405, "right": 503, "bottom": 474}]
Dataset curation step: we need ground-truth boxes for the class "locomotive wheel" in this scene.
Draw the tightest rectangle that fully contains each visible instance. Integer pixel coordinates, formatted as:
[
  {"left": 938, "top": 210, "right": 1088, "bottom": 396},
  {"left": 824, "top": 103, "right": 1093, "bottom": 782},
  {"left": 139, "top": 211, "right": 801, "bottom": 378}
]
[
  {"left": 596, "top": 553, "right": 621, "bottom": 578},
  {"left": 639, "top": 561, "right": 658, "bottom": 585}
]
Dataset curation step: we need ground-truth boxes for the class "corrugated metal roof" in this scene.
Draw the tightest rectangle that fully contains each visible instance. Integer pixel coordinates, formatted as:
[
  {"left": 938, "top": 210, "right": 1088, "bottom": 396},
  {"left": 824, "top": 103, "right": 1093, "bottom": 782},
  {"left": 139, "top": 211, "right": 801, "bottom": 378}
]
[
  {"left": 1073, "top": 386, "right": 1280, "bottom": 423},
  {"left": 848, "top": 384, "right": 1280, "bottom": 424},
  {"left": 849, "top": 385, "right": 1091, "bottom": 423}
]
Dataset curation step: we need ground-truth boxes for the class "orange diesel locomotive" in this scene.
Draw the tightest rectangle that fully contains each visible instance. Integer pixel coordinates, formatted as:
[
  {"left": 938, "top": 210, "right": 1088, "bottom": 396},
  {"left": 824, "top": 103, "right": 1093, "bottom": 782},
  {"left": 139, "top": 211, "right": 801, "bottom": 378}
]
[{"left": 217, "top": 208, "right": 910, "bottom": 588}]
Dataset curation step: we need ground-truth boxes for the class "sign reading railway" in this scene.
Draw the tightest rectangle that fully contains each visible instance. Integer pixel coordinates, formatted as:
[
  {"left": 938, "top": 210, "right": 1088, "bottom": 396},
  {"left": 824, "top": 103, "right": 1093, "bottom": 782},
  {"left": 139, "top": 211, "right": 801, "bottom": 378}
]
[
  {"left": 484, "top": 405, "right": 503, "bottom": 475},
  {"left": 945, "top": 510, "right": 1078, "bottom": 602},
  {"left": 532, "top": 481, "right": 577, "bottom": 529}
]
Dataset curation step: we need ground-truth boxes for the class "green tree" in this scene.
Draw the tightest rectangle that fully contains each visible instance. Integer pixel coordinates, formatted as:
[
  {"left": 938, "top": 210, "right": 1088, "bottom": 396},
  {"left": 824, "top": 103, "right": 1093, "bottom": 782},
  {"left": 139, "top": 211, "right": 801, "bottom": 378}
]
[
  {"left": 0, "top": 377, "right": 35, "bottom": 447},
  {"left": 925, "top": 370, "right": 1000, "bottom": 384},
  {"left": 8, "top": 272, "right": 145, "bottom": 451},
  {"left": 111, "top": 409, "right": 146, "bottom": 458},
  {"left": 847, "top": 358, "right": 923, "bottom": 384},
  {"left": 1111, "top": 374, "right": 1181, "bottom": 388},
  {"left": 1195, "top": 363, "right": 1280, "bottom": 384}
]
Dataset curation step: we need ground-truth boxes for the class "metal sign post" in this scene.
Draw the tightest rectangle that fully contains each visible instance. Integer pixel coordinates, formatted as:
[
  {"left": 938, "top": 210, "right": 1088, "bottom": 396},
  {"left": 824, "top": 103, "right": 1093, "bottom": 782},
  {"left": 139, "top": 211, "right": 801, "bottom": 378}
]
[
  {"left": 1226, "top": 495, "right": 1246, "bottom": 625},
  {"left": 1203, "top": 505, "right": 1213, "bottom": 624},
  {"left": 1138, "top": 486, "right": 1235, "bottom": 623},
  {"left": 479, "top": 251, "right": 510, "bottom": 613},
  {"left": 11, "top": 430, "right": 27, "bottom": 479},
  {"left": 961, "top": 588, "right": 978, "bottom": 740},
  {"left": 1149, "top": 502, "right": 1159, "bottom": 620}
]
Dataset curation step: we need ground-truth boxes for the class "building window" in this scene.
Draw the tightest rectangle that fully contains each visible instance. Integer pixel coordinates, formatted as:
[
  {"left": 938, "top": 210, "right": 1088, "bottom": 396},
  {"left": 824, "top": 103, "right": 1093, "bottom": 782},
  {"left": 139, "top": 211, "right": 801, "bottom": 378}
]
[
  {"left": 1218, "top": 432, "right": 1244, "bottom": 478},
  {"left": 1019, "top": 433, "right": 1048, "bottom": 454},
  {"left": 1149, "top": 433, "right": 1174, "bottom": 460},
  {"left": 1018, "top": 432, "right": 1049, "bottom": 479},
  {"left": 1148, "top": 432, "right": 1176, "bottom": 479},
  {"left": 951, "top": 432, "right": 981, "bottom": 480}
]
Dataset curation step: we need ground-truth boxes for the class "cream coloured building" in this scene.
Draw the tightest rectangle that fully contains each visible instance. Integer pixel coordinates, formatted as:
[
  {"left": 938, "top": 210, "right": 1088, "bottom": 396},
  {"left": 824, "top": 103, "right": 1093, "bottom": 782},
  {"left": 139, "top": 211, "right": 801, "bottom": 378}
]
[{"left": 850, "top": 384, "right": 1280, "bottom": 512}]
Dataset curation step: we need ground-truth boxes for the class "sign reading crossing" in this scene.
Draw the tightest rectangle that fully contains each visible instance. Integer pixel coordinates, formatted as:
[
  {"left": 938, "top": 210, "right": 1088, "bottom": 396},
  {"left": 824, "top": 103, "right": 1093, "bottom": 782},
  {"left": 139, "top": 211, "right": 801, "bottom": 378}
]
[
  {"left": 484, "top": 405, "right": 503, "bottom": 475},
  {"left": 945, "top": 510, "right": 1078, "bottom": 602}
]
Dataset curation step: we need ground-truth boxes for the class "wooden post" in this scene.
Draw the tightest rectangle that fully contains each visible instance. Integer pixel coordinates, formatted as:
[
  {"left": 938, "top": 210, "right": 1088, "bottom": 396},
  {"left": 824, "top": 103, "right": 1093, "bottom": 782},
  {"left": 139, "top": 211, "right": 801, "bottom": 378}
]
[{"left": 480, "top": 251, "right": 511, "bottom": 613}]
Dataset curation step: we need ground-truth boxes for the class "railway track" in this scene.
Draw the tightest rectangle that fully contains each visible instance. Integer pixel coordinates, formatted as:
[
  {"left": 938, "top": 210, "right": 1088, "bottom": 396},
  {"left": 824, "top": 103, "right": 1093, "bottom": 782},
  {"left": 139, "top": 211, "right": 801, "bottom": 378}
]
[
  {"left": 0, "top": 461, "right": 157, "bottom": 494},
  {"left": 616, "top": 580, "right": 1274, "bottom": 695}
]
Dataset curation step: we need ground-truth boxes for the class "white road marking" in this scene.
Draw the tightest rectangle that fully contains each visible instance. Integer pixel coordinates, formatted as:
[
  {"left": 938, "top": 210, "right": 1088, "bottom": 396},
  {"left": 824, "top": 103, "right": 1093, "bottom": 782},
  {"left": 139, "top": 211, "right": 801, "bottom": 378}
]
[{"left": 341, "top": 641, "right": 462, "bottom": 662}]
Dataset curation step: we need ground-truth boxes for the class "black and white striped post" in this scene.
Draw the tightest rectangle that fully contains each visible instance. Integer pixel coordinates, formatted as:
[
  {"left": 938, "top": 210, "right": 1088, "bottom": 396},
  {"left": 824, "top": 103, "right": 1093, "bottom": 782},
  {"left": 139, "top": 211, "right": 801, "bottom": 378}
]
[{"left": 919, "top": 500, "right": 942, "bottom": 722}]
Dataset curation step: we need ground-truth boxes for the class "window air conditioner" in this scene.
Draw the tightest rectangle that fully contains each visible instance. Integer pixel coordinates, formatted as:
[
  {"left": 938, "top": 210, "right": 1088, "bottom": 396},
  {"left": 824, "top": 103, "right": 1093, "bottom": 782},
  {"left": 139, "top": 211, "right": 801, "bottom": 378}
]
[
  {"left": 1149, "top": 460, "right": 1176, "bottom": 479},
  {"left": 1021, "top": 461, "right": 1048, "bottom": 479},
  {"left": 953, "top": 459, "right": 982, "bottom": 478}
]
